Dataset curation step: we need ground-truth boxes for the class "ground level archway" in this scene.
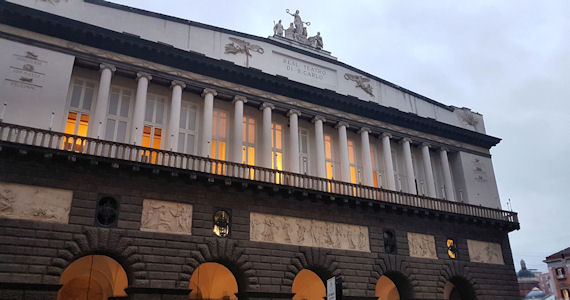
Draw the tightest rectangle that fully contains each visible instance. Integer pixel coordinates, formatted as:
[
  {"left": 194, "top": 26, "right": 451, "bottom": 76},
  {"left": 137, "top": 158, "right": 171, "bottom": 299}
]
[
  {"left": 292, "top": 269, "right": 326, "bottom": 300},
  {"left": 189, "top": 262, "right": 238, "bottom": 299},
  {"left": 443, "top": 277, "right": 477, "bottom": 300},
  {"left": 376, "top": 272, "right": 412, "bottom": 300},
  {"left": 58, "top": 254, "right": 128, "bottom": 300}
]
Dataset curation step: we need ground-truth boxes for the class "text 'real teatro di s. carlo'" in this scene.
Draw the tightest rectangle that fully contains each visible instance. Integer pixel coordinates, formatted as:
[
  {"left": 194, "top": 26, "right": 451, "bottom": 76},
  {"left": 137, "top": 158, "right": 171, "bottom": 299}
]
[{"left": 0, "top": 1, "right": 521, "bottom": 299}]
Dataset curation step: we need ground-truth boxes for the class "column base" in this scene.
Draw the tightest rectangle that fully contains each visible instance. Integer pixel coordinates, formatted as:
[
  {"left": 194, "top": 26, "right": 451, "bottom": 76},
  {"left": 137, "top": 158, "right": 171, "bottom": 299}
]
[{"left": 0, "top": 282, "right": 61, "bottom": 300}]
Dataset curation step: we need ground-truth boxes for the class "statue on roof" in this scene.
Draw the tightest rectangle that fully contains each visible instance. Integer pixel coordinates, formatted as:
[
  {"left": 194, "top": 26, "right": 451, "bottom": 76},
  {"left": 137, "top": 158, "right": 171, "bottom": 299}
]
[{"left": 275, "top": 9, "right": 324, "bottom": 50}]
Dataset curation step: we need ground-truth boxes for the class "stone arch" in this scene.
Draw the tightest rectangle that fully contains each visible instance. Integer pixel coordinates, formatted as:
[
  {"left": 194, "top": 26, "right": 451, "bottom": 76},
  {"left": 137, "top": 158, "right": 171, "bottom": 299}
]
[
  {"left": 372, "top": 255, "right": 414, "bottom": 300},
  {"left": 182, "top": 238, "right": 253, "bottom": 292},
  {"left": 292, "top": 269, "right": 327, "bottom": 300},
  {"left": 58, "top": 254, "right": 128, "bottom": 300},
  {"left": 48, "top": 228, "right": 142, "bottom": 283},
  {"left": 438, "top": 262, "right": 478, "bottom": 300},
  {"left": 285, "top": 247, "right": 339, "bottom": 286},
  {"left": 189, "top": 262, "right": 238, "bottom": 300}
]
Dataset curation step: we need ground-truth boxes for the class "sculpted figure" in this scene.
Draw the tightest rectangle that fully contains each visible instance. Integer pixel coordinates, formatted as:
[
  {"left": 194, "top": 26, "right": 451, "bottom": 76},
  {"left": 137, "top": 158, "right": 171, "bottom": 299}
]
[
  {"left": 287, "top": 9, "right": 303, "bottom": 34},
  {"left": 315, "top": 32, "right": 323, "bottom": 49},
  {"left": 273, "top": 19, "right": 284, "bottom": 37}
]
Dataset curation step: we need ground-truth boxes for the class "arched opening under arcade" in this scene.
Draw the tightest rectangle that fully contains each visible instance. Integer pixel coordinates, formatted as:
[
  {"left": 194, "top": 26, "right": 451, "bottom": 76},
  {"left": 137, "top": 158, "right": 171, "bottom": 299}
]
[
  {"left": 376, "top": 272, "right": 412, "bottom": 300},
  {"left": 443, "top": 276, "right": 477, "bottom": 300},
  {"left": 58, "top": 254, "right": 128, "bottom": 300},
  {"left": 189, "top": 262, "right": 238, "bottom": 300},
  {"left": 292, "top": 269, "right": 326, "bottom": 300}
]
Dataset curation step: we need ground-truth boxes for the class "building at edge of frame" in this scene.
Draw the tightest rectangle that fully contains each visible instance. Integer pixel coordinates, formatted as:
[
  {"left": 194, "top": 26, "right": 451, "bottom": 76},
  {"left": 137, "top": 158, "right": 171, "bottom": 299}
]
[{"left": 0, "top": 1, "right": 520, "bottom": 299}]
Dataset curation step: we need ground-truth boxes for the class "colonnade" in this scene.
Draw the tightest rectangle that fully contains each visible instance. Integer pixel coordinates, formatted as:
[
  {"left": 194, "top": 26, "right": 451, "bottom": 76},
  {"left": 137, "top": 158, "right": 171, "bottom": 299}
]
[{"left": 87, "top": 63, "right": 455, "bottom": 201}]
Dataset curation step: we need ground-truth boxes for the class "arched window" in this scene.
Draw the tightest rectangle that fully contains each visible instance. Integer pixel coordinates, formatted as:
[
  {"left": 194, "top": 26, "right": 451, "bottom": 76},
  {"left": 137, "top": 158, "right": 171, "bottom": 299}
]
[
  {"left": 189, "top": 262, "right": 238, "bottom": 300},
  {"left": 58, "top": 255, "right": 128, "bottom": 300},
  {"left": 292, "top": 269, "right": 326, "bottom": 300}
]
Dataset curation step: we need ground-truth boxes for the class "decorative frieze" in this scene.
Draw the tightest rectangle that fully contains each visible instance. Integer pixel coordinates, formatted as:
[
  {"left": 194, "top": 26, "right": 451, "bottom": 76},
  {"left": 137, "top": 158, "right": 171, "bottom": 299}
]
[
  {"left": 467, "top": 239, "right": 504, "bottom": 265},
  {"left": 250, "top": 212, "right": 370, "bottom": 252},
  {"left": 407, "top": 232, "right": 437, "bottom": 259},
  {"left": 140, "top": 199, "right": 193, "bottom": 235},
  {"left": 0, "top": 182, "right": 72, "bottom": 223}
]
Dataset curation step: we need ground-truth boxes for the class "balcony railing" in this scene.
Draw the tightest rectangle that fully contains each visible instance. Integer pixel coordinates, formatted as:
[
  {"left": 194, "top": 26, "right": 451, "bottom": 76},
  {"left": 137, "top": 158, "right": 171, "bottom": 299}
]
[{"left": 0, "top": 122, "right": 518, "bottom": 224}]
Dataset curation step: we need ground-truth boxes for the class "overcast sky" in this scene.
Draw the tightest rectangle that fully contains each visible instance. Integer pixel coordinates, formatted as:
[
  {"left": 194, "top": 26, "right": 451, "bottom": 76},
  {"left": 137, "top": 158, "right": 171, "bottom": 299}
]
[{"left": 109, "top": 0, "right": 570, "bottom": 272}]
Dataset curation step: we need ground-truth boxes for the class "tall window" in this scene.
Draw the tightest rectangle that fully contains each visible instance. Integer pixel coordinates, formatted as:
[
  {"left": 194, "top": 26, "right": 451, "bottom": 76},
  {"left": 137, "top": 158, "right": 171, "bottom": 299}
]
[
  {"left": 142, "top": 94, "right": 166, "bottom": 163},
  {"left": 347, "top": 140, "right": 358, "bottom": 184},
  {"left": 105, "top": 87, "right": 132, "bottom": 143},
  {"left": 63, "top": 78, "right": 95, "bottom": 151},
  {"left": 324, "top": 135, "right": 334, "bottom": 180},
  {"left": 272, "top": 123, "right": 283, "bottom": 183},
  {"left": 178, "top": 102, "right": 197, "bottom": 154},
  {"left": 370, "top": 145, "right": 381, "bottom": 188},
  {"left": 299, "top": 129, "right": 309, "bottom": 174},
  {"left": 211, "top": 110, "right": 228, "bottom": 174},
  {"left": 242, "top": 116, "right": 255, "bottom": 166}
]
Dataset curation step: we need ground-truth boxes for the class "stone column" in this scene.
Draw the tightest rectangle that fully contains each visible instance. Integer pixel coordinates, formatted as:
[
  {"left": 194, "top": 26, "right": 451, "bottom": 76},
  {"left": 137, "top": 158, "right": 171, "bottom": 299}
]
[
  {"left": 200, "top": 88, "right": 217, "bottom": 157},
  {"left": 260, "top": 102, "right": 274, "bottom": 168},
  {"left": 401, "top": 138, "right": 417, "bottom": 194},
  {"left": 381, "top": 133, "right": 396, "bottom": 190},
  {"left": 167, "top": 80, "right": 186, "bottom": 151},
  {"left": 312, "top": 116, "right": 326, "bottom": 178},
  {"left": 336, "top": 121, "right": 350, "bottom": 182},
  {"left": 91, "top": 63, "right": 116, "bottom": 139},
  {"left": 359, "top": 127, "right": 373, "bottom": 186},
  {"left": 439, "top": 148, "right": 455, "bottom": 201},
  {"left": 287, "top": 109, "right": 301, "bottom": 173},
  {"left": 231, "top": 96, "right": 247, "bottom": 163},
  {"left": 421, "top": 143, "right": 436, "bottom": 197},
  {"left": 131, "top": 72, "right": 152, "bottom": 145}
]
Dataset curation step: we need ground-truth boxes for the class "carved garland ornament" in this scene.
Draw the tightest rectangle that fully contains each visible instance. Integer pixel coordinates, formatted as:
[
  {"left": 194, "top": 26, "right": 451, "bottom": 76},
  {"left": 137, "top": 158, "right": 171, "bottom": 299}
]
[{"left": 344, "top": 73, "right": 374, "bottom": 97}]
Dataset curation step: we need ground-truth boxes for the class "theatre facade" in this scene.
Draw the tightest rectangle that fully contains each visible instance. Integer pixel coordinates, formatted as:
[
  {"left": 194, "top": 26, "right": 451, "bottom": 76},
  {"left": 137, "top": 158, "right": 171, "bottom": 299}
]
[{"left": 0, "top": 1, "right": 520, "bottom": 299}]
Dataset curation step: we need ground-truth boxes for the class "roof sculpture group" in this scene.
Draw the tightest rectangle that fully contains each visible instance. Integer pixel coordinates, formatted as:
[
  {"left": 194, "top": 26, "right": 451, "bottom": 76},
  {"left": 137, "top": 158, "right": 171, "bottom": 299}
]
[{"left": 273, "top": 9, "right": 323, "bottom": 50}]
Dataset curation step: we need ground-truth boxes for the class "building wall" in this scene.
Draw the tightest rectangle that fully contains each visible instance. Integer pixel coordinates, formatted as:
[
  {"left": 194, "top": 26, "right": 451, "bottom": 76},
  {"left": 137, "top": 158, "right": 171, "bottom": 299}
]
[{"left": 0, "top": 147, "right": 520, "bottom": 300}]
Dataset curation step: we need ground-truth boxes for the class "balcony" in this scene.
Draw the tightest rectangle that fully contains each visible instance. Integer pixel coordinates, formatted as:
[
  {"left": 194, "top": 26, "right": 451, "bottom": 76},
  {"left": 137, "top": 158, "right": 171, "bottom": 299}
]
[{"left": 0, "top": 122, "right": 519, "bottom": 226}]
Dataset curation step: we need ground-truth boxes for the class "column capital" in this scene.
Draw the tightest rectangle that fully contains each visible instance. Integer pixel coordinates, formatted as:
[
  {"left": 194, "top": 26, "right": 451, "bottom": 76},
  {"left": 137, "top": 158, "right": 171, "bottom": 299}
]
[
  {"left": 358, "top": 127, "right": 371, "bottom": 134},
  {"left": 201, "top": 88, "right": 217, "bottom": 98},
  {"left": 170, "top": 80, "right": 186, "bottom": 89},
  {"left": 232, "top": 95, "right": 248, "bottom": 104},
  {"left": 287, "top": 109, "right": 301, "bottom": 117},
  {"left": 136, "top": 72, "right": 152, "bottom": 81},
  {"left": 335, "top": 121, "right": 349, "bottom": 129},
  {"left": 312, "top": 115, "right": 326, "bottom": 123},
  {"left": 401, "top": 137, "right": 412, "bottom": 144},
  {"left": 439, "top": 146, "right": 449, "bottom": 152},
  {"left": 260, "top": 102, "right": 275, "bottom": 110},
  {"left": 381, "top": 132, "right": 392, "bottom": 139},
  {"left": 421, "top": 142, "right": 431, "bottom": 148},
  {"left": 99, "top": 63, "right": 116, "bottom": 72}
]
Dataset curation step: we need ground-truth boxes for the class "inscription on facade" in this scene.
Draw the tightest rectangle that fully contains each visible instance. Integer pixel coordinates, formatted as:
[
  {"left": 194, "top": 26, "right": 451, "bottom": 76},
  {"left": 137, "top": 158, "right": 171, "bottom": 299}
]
[
  {"left": 407, "top": 233, "right": 438, "bottom": 259},
  {"left": 140, "top": 199, "right": 193, "bottom": 235},
  {"left": 250, "top": 212, "right": 370, "bottom": 252},
  {"left": 0, "top": 182, "right": 72, "bottom": 223},
  {"left": 467, "top": 239, "right": 504, "bottom": 264},
  {"left": 274, "top": 52, "right": 337, "bottom": 86},
  {"left": 4, "top": 51, "right": 47, "bottom": 91}
]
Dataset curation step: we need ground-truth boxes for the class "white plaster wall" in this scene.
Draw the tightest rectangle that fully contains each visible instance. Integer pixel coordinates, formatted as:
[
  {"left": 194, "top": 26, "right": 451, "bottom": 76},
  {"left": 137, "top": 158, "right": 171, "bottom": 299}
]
[
  {"left": 455, "top": 152, "right": 501, "bottom": 209},
  {"left": 6, "top": 0, "right": 487, "bottom": 134},
  {"left": 0, "top": 38, "right": 74, "bottom": 130}
]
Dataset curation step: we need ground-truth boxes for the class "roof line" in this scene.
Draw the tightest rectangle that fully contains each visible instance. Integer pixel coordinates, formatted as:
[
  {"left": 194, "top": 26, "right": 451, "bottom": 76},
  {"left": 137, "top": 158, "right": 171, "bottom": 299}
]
[{"left": 87, "top": 0, "right": 454, "bottom": 111}]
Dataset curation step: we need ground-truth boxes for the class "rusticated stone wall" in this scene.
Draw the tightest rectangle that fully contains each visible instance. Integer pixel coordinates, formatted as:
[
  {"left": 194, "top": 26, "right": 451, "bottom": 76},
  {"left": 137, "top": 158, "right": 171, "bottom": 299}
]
[{"left": 0, "top": 147, "right": 520, "bottom": 300}]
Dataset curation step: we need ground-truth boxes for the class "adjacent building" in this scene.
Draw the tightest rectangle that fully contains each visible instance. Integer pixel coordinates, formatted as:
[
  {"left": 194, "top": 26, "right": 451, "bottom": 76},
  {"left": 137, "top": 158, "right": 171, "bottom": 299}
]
[
  {"left": 545, "top": 248, "right": 570, "bottom": 300},
  {"left": 0, "top": 0, "right": 521, "bottom": 299}
]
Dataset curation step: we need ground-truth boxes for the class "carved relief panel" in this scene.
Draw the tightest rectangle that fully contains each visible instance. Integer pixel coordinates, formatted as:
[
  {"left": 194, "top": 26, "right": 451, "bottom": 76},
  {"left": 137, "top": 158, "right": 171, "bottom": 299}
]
[
  {"left": 407, "top": 232, "right": 438, "bottom": 259},
  {"left": 0, "top": 182, "right": 72, "bottom": 223},
  {"left": 140, "top": 199, "right": 193, "bottom": 235},
  {"left": 467, "top": 239, "right": 504, "bottom": 264},
  {"left": 250, "top": 212, "right": 370, "bottom": 252}
]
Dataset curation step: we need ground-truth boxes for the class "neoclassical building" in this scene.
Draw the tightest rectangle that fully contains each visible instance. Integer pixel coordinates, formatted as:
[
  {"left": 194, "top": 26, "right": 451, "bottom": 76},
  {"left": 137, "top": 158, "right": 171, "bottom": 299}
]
[{"left": 0, "top": 1, "right": 520, "bottom": 299}]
